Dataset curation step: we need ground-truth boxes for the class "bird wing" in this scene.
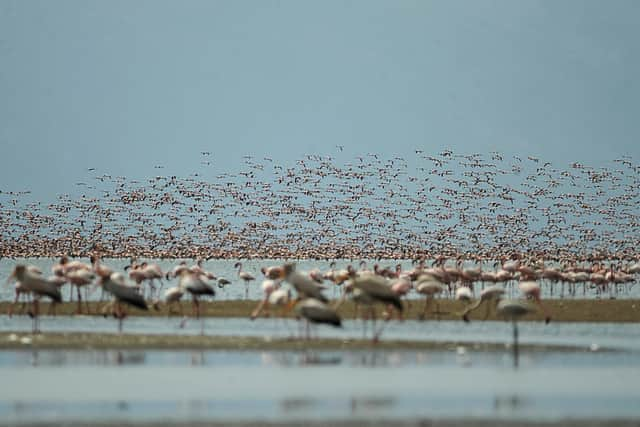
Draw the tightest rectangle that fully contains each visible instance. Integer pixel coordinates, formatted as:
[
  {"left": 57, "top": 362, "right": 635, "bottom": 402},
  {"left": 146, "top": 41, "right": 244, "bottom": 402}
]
[
  {"left": 26, "top": 274, "right": 62, "bottom": 303},
  {"left": 353, "top": 275, "right": 403, "bottom": 311},
  {"left": 288, "top": 272, "right": 328, "bottom": 303},
  {"left": 104, "top": 278, "right": 147, "bottom": 310}
]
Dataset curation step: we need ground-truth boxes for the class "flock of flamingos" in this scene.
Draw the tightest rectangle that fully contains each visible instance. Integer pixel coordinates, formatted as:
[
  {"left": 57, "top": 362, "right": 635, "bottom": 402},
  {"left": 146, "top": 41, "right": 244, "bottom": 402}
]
[
  {"left": 1, "top": 150, "right": 639, "bottom": 261},
  {"left": 5, "top": 254, "right": 640, "bottom": 339},
  {"left": 1, "top": 149, "right": 639, "bottom": 340}
]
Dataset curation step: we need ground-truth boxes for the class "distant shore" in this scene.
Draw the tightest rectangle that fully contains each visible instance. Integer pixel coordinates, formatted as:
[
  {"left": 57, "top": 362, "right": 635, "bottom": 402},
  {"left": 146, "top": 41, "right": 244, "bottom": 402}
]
[{"left": 2, "top": 299, "right": 639, "bottom": 322}]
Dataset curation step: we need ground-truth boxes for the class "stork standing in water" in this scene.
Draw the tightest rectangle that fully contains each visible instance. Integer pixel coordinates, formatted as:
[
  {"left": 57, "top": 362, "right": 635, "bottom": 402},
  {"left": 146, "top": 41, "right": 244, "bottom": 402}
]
[
  {"left": 293, "top": 297, "right": 342, "bottom": 340},
  {"left": 97, "top": 271, "right": 148, "bottom": 333},
  {"left": 347, "top": 273, "right": 403, "bottom": 342},
  {"left": 7, "top": 265, "right": 62, "bottom": 333},
  {"left": 496, "top": 299, "right": 532, "bottom": 369},
  {"left": 279, "top": 263, "right": 329, "bottom": 303},
  {"left": 234, "top": 262, "right": 255, "bottom": 299},
  {"left": 174, "top": 268, "right": 215, "bottom": 333},
  {"left": 7, "top": 265, "right": 41, "bottom": 317}
]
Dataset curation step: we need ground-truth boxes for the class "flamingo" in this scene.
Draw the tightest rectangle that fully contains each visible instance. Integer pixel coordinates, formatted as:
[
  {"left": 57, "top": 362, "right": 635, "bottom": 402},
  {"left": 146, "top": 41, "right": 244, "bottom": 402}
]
[
  {"left": 414, "top": 274, "right": 445, "bottom": 320},
  {"left": 217, "top": 277, "right": 231, "bottom": 288},
  {"left": 164, "top": 285, "right": 185, "bottom": 316},
  {"left": 65, "top": 268, "right": 96, "bottom": 314},
  {"left": 125, "top": 261, "right": 164, "bottom": 300},
  {"left": 250, "top": 278, "right": 282, "bottom": 319},
  {"left": 234, "top": 262, "right": 255, "bottom": 299},
  {"left": 461, "top": 285, "right": 505, "bottom": 322},
  {"left": 518, "top": 281, "right": 551, "bottom": 323}
]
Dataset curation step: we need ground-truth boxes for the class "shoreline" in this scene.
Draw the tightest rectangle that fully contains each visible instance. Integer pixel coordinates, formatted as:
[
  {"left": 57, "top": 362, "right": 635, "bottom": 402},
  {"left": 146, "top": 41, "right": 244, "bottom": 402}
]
[
  {"left": 1, "top": 299, "right": 639, "bottom": 323},
  {"left": 0, "top": 331, "right": 606, "bottom": 352}
]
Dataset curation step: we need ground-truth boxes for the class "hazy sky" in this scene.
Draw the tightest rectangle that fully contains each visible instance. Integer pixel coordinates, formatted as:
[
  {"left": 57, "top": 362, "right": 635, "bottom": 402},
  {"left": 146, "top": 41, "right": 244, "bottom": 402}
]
[{"left": 1, "top": 0, "right": 639, "bottom": 201}]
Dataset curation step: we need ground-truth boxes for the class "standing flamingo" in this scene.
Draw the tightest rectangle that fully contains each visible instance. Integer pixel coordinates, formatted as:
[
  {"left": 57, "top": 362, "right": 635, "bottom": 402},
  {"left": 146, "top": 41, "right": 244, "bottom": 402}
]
[{"left": 234, "top": 262, "right": 255, "bottom": 299}]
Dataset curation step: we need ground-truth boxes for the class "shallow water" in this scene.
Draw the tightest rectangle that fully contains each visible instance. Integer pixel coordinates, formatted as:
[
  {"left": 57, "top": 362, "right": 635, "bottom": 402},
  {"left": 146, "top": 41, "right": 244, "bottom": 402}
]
[
  {"left": 2, "top": 259, "right": 640, "bottom": 424},
  {"left": 1, "top": 258, "right": 638, "bottom": 301},
  {"left": 1, "top": 316, "right": 640, "bottom": 423},
  {"left": 1, "top": 349, "right": 639, "bottom": 424},
  {"left": 2, "top": 315, "right": 640, "bottom": 351}
]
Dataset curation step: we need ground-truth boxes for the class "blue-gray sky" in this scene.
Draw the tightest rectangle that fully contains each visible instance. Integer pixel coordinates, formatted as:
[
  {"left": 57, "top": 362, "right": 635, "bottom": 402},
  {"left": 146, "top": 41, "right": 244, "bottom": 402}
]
[{"left": 1, "top": 0, "right": 639, "bottom": 201}]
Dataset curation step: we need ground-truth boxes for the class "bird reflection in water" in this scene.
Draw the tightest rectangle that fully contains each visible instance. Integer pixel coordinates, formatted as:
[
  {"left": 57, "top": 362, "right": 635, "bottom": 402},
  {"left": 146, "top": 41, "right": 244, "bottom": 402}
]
[
  {"left": 355, "top": 351, "right": 385, "bottom": 367},
  {"left": 350, "top": 396, "right": 395, "bottom": 414},
  {"left": 110, "top": 350, "right": 146, "bottom": 366},
  {"left": 297, "top": 351, "right": 342, "bottom": 366},
  {"left": 494, "top": 394, "right": 528, "bottom": 412},
  {"left": 190, "top": 351, "right": 205, "bottom": 366},
  {"left": 259, "top": 351, "right": 342, "bottom": 366},
  {"left": 280, "top": 398, "right": 317, "bottom": 412}
]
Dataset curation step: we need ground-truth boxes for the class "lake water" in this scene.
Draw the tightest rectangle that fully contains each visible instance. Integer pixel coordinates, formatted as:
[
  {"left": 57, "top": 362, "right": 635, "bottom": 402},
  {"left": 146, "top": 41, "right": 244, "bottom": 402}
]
[
  {"left": 1, "top": 316, "right": 640, "bottom": 424},
  {"left": 2, "top": 258, "right": 639, "bottom": 425}
]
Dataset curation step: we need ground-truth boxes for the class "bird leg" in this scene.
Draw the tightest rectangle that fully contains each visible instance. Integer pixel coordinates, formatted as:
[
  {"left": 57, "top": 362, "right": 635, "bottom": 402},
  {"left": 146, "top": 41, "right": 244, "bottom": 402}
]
[
  {"left": 117, "top": 303, "right": 124, "bottom": 334},
  {"left": 16, "top": 294, "right": 25, "bottom": 316},
  {"left": 193, "top": 296, "right": 200, "bottom": 318},
  {"left": 32, "top": 298, "right": 40, "bottom": 334},
  {"left": 85, "top": 287, "right": 92, "bottom": 314},
  {"left": 8, "top": 290, "right": 20, "bottom": 318},
  {"left": 148, "top": 280, "right": 157, "bottom": 301},
  {"left": 76, "top": 286, "right": 83, "bottom": 314},
  {"left": 371, "top": 308, "right": 382, "bottom": 343},
  {"left": 512, "top": 320, "right": 519, "bottom": 369},
  {"left": 156, "top": 278, "right": 165, "bottom": 299}
]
